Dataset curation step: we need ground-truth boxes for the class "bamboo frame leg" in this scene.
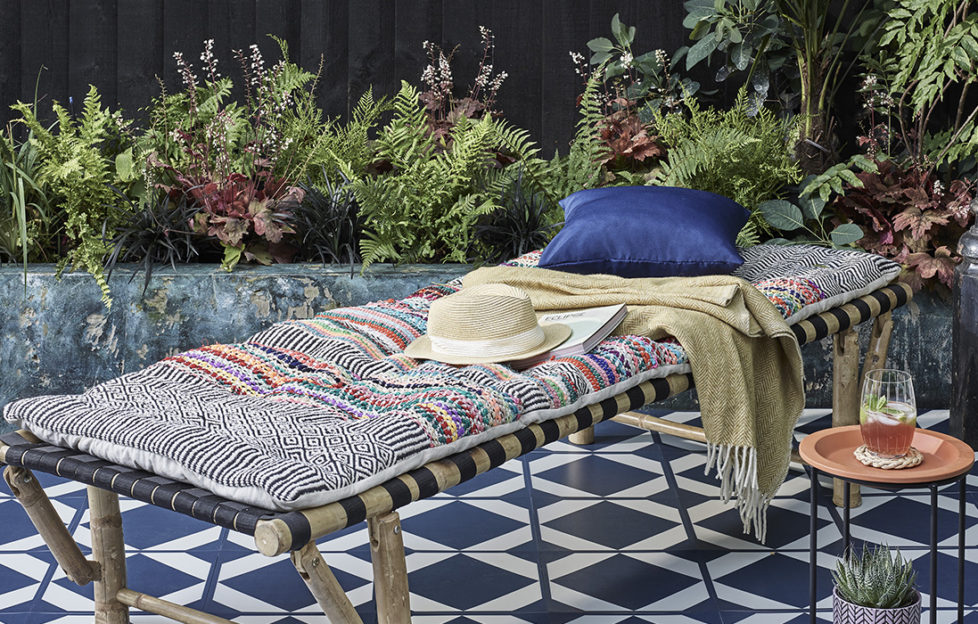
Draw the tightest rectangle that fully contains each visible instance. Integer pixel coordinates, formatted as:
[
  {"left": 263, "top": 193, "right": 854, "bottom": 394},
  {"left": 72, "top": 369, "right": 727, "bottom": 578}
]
[
  {"left": 291, "top": 542, "right": 364, "bottom": 624},
  {"left": 368, "top": 512, "right": 411, "bottom": 624},
  {"left": 832, "top": 329, "right": 862, "bottom": 508},
  {"left": 860, "top": 312, "right": 894, "bottom": 388},
  {"left": 3, "top": 466, "right": 100, "bottom": 585},
  {"left": 87, "top": 486, "right": 129, "bottom": 624},
  {"left": 568, "top": 426, "right": 595, "bottom": 445}
]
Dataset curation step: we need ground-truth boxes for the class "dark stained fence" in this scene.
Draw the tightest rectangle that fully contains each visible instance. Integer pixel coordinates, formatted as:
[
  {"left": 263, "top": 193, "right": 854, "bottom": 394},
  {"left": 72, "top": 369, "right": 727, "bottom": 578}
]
[{"left": 0, "top": 0, "right": 689, "bottom": 153}]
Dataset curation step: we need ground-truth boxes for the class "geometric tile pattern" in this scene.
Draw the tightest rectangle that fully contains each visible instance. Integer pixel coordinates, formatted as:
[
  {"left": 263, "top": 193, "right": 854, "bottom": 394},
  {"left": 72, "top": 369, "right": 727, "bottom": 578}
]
[{"left": 0, "top": 409, "right": 975, "bottom": 624}]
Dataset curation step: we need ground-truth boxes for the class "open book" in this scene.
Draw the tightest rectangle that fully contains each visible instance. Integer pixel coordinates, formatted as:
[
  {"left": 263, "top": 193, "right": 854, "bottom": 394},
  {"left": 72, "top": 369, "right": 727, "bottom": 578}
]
[{"left": 509, "top": 303, "right": 628, "bottom": 369}]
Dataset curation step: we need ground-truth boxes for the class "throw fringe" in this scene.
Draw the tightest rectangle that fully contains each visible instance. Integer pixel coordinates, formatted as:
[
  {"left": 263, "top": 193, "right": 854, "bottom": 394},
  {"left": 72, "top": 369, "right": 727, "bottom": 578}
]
[{"left": 705, "top": 442, "right": 771, "bottom": 543}]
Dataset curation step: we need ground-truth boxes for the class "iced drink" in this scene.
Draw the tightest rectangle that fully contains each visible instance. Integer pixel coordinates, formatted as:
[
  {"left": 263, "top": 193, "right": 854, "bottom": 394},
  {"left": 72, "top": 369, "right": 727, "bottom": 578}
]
[{"left": 859, "top": 398, "right": 917, "bottom": 458}]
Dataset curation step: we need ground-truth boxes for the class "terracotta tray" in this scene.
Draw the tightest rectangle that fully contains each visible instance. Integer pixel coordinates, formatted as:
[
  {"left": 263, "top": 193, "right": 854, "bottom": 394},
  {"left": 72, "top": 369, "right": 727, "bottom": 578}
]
[{"left": 800, "top": 425, "right": 975, "bottom": 484}]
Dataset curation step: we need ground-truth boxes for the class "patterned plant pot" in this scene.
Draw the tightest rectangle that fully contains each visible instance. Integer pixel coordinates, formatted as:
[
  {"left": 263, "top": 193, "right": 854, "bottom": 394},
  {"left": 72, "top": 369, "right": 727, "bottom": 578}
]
[{"left": 832, "top": 586, "right": 921, "bottom": 624}]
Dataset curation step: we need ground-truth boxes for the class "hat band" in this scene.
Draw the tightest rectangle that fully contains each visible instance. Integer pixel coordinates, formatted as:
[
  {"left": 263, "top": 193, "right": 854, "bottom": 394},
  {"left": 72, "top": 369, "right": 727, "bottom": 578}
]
[{"left": 428, "top": 325, "right": 546, "bottom": 358}]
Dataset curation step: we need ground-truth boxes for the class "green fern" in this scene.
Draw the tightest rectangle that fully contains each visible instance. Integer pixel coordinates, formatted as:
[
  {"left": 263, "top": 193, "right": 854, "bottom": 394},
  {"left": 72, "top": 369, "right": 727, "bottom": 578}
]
[
  {"left": 653, "top": 90, "right": 802, "bottom": 246},
  {"left": 344, "top": 81, "right": 542, "bottom": 268},
  {"left": 12, "top": 85, "right": 133, "bottom": 307},
  {"left": 539, "top": 72, "right": 607, "bottom": 202}
]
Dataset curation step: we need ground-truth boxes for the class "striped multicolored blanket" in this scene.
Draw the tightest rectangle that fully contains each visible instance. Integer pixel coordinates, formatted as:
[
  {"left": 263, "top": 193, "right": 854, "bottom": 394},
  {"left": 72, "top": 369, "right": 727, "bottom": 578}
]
[{"left": 3, "top": 245, "right": 899, "bottom": 513}]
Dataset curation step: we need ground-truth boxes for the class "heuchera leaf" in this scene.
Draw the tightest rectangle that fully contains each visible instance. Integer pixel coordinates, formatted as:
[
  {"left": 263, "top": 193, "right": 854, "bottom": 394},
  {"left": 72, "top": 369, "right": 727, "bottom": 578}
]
[
  {"left": 892, "top": 205, "right": 950, "bottom": 240},
  {"left": 906, "top": 247, "right": 958, "bottom": 287}
]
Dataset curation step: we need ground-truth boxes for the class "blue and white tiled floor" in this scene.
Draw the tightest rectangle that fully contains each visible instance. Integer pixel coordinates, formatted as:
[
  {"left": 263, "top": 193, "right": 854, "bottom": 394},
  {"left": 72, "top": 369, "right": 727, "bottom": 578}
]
[{"left": 1, "top": 409, "right": 976, "bottom": 623}]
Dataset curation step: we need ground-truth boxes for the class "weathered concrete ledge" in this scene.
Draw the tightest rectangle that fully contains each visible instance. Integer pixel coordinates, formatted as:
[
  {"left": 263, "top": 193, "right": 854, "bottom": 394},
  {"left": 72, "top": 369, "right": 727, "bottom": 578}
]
[
  {"left": 1, "top": 264, "right": 951, "bottom": 435},
  {"left": 0, "top": 263, "right": 469, "bottom": 431}
]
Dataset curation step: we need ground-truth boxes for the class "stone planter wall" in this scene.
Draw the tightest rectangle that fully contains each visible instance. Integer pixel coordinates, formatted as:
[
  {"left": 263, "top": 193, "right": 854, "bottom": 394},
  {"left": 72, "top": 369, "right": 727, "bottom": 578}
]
[
  {"left": 0, "top": 264, "right": 951, "bottom": 434},
  {"left": 0, "top": 263, "right": 469, "bottom": 432}
]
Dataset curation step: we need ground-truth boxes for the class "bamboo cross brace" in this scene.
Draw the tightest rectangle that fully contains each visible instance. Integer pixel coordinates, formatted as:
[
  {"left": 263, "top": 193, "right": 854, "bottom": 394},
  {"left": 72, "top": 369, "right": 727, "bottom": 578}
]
[{"left": 291, "top": 542, "right": 364, "bottom": 624}]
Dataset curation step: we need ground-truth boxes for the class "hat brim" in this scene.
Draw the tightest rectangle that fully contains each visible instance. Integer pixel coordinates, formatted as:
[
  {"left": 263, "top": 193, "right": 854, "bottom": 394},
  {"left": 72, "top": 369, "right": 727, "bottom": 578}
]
[{"left": 403, "top": 323, "right": 572, "bottom": 366}]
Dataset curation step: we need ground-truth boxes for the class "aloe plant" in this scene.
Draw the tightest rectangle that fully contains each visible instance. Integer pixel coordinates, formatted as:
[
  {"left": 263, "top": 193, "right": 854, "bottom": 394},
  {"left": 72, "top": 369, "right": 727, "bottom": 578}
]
[{"left": 833, "top": 545, "right": 918, "bottom": 609}]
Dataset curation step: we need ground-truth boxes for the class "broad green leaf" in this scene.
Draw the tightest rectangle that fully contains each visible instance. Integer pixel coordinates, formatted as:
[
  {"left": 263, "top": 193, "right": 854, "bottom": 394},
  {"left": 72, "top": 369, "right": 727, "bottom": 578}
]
[
  {"left": 587, "top": 37, "right": 615, "bottom": 53},
  {"left": 686, "top": 35, "right": 717, "bottom": 69},
  {"left": 590, "top": 51, "right": 614, "bottom": 65},
  {"left": 221, "top": 244, "right": 244, "bottom": 272},
  {"left": 611, "top": 13, "right": 624, "bottom": 40},
  {"left": 690, "top": 21, "right": 711, "bottom": 40},
  {"left": 759, "top": 199, "right": 805, "bottom": 231},
  {"left": 798, "top": 195, "right": 826, "bottom": 220},
  {"left": 831, "top": 223, "right": 864, "bottom": 246},
  {"left": 115, "top": 148, "right": 134, "bottom": 182},
  {"left": 731, "top": 42, "right": 750, "bottom": 70},
  {"left": 960, "top": 34, "right": 978, "bottom": 59}
]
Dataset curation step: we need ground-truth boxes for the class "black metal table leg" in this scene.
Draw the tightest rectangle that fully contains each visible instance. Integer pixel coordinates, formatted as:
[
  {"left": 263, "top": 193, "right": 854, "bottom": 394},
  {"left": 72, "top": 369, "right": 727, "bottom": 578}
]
[
  {"left": 960, "top": 477, "right": 966, "bottom": 624},
  {"left": 843, "top": 480, "right": 851, "bottom": 555},
  {"left": 810, "top": 466, "right": 818, "bottom": 624},
  {"left": 930, "top": 484, "right": 938, "bottom": 624}
]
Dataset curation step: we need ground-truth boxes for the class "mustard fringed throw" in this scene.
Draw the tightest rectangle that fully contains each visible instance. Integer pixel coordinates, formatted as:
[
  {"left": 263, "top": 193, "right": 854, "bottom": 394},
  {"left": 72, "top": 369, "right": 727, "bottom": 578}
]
[{"left": 463, "top": 267, "right": 804, "bottom": 541}]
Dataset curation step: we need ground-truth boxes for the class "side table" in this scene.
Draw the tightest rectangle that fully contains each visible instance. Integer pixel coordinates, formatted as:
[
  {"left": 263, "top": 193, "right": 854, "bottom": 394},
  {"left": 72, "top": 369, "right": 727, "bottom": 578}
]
[{"left": 800, "top": 425, "right": 974, "bottom": 624}]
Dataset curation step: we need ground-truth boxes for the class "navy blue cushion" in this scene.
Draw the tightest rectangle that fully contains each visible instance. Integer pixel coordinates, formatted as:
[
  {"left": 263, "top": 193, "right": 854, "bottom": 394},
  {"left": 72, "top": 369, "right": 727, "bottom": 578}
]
[{"left": 538, "top": 186, "right": 749, "bottom": 278}]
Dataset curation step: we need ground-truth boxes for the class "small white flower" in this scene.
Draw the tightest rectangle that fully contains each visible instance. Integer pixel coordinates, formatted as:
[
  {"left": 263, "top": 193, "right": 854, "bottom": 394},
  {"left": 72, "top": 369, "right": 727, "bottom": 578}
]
[{"left": 621, "top": 52, "right": 633, "bottom": 68}]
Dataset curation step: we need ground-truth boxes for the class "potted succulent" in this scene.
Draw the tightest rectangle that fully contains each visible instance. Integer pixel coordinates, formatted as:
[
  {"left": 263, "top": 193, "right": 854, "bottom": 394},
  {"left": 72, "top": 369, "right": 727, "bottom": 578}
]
[{"left": 832, "top": 544, "right": 921, "bottom": 624}]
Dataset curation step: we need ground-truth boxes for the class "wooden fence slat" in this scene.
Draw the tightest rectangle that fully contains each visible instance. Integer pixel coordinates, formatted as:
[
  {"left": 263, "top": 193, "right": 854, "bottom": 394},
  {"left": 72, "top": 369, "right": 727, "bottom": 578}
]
[
  {"left": 489, "top": 0, "right": 544, "bottom": 153},
  {"left": 348, "top": 0, "right": 396, "bottom": 105},
  {"left": 393, "top": 0, "right": 442, "bottom": 98},
  {"left": 162, "top": 0, "right": 209, "bottom": 93},
  {"left": 256, "top": 0, "right": 301, "bottom": 64},
  {"left": 17, "top": 0, "right": 70, "bottom": 123},
  {"left": 0, "top": 0, "right": 22, "bottom": 126},
  {"left": 301, "top": 0, "right": 349, "bottom": 118},
  {"left": 116, "top": 0, "right": 163, "bottom": 120},
  {"left": 540, "top": 0, "right": 591, "bottom": 155},
  {"left": 68, "top": 0, "right": 118, "bottom": 111}
]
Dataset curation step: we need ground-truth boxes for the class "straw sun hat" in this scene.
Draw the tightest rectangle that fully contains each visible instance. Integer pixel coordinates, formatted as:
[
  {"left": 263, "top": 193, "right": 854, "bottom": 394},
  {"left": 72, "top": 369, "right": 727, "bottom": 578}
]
[{"left": 404, "top": 283, "right": 571, "bottom": 365}]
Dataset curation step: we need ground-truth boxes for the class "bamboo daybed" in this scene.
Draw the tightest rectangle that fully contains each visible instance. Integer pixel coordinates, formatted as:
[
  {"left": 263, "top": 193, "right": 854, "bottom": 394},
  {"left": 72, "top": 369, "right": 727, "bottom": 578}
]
[{"left": 0, "top": 274, "right": 910, "bottom": 624}]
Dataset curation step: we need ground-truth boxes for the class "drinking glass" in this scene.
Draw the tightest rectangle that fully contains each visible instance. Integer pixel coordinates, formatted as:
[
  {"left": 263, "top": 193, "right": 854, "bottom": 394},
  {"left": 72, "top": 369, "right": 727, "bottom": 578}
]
[{"left": 859, "top": 369, "right": 917, "bottom": 458}]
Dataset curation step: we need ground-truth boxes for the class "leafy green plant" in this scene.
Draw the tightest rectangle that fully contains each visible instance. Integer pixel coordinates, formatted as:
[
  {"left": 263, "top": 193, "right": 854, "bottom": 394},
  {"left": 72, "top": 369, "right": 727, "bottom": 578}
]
[
  {"left": 293, "top": 171, "right": 361, "bottom": 266},
  {"left": 103, "top": 188, "right": 201, "bottom": 295},
  {"left": 652, "top": 90, "right": 802, "bottom": 245},
  {"left": 585, "top": 13, "right": 700, "bottom": 119},
  {"left": 859, "top": 0, "right": 978, "bottom": 173},
  {"left": 471, "top": 166, "right": 561, "bottom": 264},
  {"left": 577, "top": 15, "right": 690, "bottom": 177},
  {"left": 419, "top": 26, "right": 509, "bottom": 143},
  {"left": 340, "top": 81, "right": 541, "bottom": 267},
  {"left": 318, "top": 88, "right": 390, "bottom": 181},
  {"left": 540, "top": 72, "right": 608, "bottom": 200},
  {"left": 758, "top": 194, "right": 863, "bottom": 248},
  {"left": 0, "top": 122, "right": 58, "bottom": 270},
  {"left": 832, "top": 158, "right": 975, "bottom": 290},
  {"left": 833, "top": 544, "right": 918, "bottom": 609},
  {"left": 680, "top": 0, "right": 886, "bottom": 172},
  {"left": 758, "top": 156, "right": 879, "bottom": 247},
  {"left": 144, "top": 38, "right": 321, "bottom": 270},
  {"left": 12, "top": 85, "right": 134, "bottom": 306}
]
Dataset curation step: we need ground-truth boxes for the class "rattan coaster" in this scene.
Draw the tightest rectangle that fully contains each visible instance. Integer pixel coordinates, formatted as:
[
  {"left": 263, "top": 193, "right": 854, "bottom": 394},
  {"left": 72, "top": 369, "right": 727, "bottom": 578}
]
[{"left": 854, "top": 445, "right": 923, "bottom": 469}]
